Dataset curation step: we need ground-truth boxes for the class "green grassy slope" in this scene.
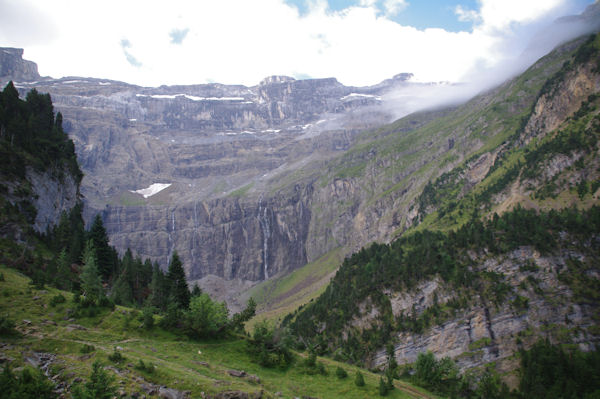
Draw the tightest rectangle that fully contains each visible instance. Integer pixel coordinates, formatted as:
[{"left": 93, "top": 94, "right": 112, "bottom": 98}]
[{"left": 0, "top": 265, "right": 435, "bottom": 398}]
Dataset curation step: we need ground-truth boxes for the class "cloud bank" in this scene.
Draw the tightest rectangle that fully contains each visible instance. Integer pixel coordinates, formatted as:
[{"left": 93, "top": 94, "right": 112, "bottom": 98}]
[{"left": 0, "top": 0, "right": 594, "bottom": 87}]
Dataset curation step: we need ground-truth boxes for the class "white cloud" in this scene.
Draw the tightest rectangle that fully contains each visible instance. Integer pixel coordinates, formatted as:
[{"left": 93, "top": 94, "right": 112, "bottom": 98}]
[
  {"left": 454, "top": 5, "right": 480, "bottom": 23},
  {"left": 383, "top": 0, "right": 409, "bottom": 16},
  {"left": 0, "top": 0, "right": 590, "bottom": 88}
]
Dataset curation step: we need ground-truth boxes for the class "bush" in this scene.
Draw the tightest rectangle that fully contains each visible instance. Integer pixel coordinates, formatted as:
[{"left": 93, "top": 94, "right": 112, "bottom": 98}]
[
  {"left": 413, "top": 351, "right": 460, "bottom": 396},
  {"left": 71, "top": 361, "right": 116, "bottom": 399},
  {"left": 355, "top": 371, "right": 365, "bottom": 387},
  {"left": 135, "top": 360, "right": 154, "bottom": 374},
  {"left": 142, "top": 307, "right": 154, "bottom": 329},
  {"left": 246, "top": 321, "right": 294, "bottom": 369},
  {"left": 80, "top": 344, "right": 95, "bottom": 354},
  {"left": 49, "top": 293, "right": 66, "bottom": 307},
  {"left": 0, "top": 365, "right": 56, "bottom": 399},
  {"left": 336, "top": 366, "right": 348, "bottom": 379},
  {"left": 107, "top": 348, "right": 124, "bottom": 363},
  {"left": 0, "top": 314, "right": 16, "bottom": 336}
]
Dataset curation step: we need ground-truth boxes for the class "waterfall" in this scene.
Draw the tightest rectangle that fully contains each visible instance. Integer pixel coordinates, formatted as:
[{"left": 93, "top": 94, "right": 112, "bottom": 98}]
[
  {"left": 192, "top": 202, "right": 199, "bottom": 263},
  {"left": 258, "top": 196, "right": 271, "bottom": 280},
  {"left": 167, "top": 209, "right": 175, "bottom": 266}
]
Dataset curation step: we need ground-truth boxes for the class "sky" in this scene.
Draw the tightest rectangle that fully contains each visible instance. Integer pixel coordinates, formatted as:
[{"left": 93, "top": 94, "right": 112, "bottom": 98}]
[{"left": 0, "top": 0, "right": 595, "bottom": 88}]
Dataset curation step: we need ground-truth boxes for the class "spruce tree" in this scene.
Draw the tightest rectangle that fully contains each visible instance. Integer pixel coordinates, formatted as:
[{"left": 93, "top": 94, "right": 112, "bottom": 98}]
[
  {"left": 80, "top": 241, "right": 103, "bottom": 304},
  {"left": 379, "top": 376, "right": 388, "bottom": 396},
  {"left": 111, "top": 249, "right": 134, "bottom": 305},
  {"left": 167, "top": 252, "right": 190, "bottom": 310},
  {"left": 148, "top": 262, "right": 167, "bottom": 311},
  {"left": 55, "top": 248, "right": 72, "bottom": 291},
  {"left": 87, "top": 214, "right": 116, "bottom": 280}
]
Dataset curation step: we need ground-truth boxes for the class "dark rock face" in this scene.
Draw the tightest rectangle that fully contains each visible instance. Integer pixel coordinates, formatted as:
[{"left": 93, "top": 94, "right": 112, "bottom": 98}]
[{"left": 0, "top": 48, "right": 40, "bottom": 82}]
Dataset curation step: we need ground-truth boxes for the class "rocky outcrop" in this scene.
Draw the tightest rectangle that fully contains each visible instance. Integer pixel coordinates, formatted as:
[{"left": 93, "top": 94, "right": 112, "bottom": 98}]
[
  {"left": 0, "top": 48, "right": 40, "bottom": 82},
  {"left": 27, "top": 168, "right": 79, "bottom": 233},
  {"left": 370, "top": 246, "right": 600, "bottom": 385},
  {"left": 523, "top": 46, "right": 600, "bottom": 144}
]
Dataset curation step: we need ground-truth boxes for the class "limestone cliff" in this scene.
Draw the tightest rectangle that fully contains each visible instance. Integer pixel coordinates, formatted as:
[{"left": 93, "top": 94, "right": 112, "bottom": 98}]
[
  {"left": 0, "top": 48, "right": 39, "bottom": 82},
  {"left": 370, "top": 245, "right": 599, "bottom": 386}
]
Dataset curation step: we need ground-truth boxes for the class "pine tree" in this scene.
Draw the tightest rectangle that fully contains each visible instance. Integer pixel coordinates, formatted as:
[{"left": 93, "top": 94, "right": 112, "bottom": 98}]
[
  {"left": 379, "top": 376, "right": 389, "bottom": 396},
  {"left": 87, "top": 214, "right": 116, "bottom": 280},
  {"left": 148, "top": 263, "right": 167, "bottom": 311},
  {"left": 191, "top": 283, "right": 202, "bottom": 297},
  {"left": 80, "top": 241, "right": 103, "bottom": 304},
  {"left": 111, "top": 249, "right": 134, "bottom": 305},
  {"left": 55, "top": 249, "right": 72, "bottom": 291},
  {"left": 167, "top": 252, "right": 190, "bottom": 310}
]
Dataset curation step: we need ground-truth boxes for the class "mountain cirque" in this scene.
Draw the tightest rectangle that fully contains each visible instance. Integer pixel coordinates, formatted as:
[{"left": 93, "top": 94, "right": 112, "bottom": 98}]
[{"left": 1, "top": 50, "right": 425, "bottom": 306}]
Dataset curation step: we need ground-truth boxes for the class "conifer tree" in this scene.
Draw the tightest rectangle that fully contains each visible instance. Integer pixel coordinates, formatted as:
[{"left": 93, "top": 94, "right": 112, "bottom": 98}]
[
  {"left": 55, "top": 248, "right": 73, "bottom": 291},
  {"left": 111, "top": 249, "right": 134, "bottom": 305},
  {"left": 87, "top": 214, "right": 116, "bottom": 280},
  {"left": 148, "top": 262, "right": 167, "bottom": 310},
  {"left": 80, "top": 241, "right": 103, "bottom": 304},
  {"left": 355, "top": 370, "right": 365, "bottom": 387},
  {"left": 167, "top": 252, "right": 190, "bottom": 310}
]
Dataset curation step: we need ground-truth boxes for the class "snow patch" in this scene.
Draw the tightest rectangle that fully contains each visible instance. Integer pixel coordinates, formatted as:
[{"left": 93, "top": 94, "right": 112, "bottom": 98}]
[
  {"left": 98, "top": 82, "right": 111, "bottom": 86},
  {"left": 340, "top": 93, "right": 381, "bottom": 101},
  {"left": 129, "top": 118, "right": 137, "bottom": 122},
  {"left": 130, "top": 183, "right": 172, "bottom": 198},
  {"left": 136, "top": 93, "right": 247, "bottom": 101}
]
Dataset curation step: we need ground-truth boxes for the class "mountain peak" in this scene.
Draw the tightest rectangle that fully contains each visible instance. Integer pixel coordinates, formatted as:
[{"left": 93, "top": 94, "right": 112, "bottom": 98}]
[
  {"left": 259, "top": 75, "right": 296, "bottom": 86},
  {"left": 0, "top": 47, "right": 40, "bottom": 83}
]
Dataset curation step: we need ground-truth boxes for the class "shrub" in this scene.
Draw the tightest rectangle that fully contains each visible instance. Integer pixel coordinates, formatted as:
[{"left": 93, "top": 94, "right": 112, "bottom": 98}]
[
  {"left": 142, "top": 307, "right": 154, "bottom": 329},
  {"left": 355, "top": 371, "right": 365, "bottom": 387},
  {"left": 0, "top": 365, "right": 56, "bottom": 399},
  {"left": 49, "top": 294, "right": 66, "bottom": 307},
  {"left": 107, "top": 348, "right": 124, "bottom": 363},
  {"left": 336, "top": 366, "right": 348, "bottom": 379},
  {"left": 0, "top": 314, "right": 16, "bottom": 336},
  {"left": 246, "top": 321, "right": 294, "bottom": 369},
  {"left": 71, "top": 361, "right": 116, "bottom": 399},
  {"left": 135, "top": 360, "right": 154, "bottom": 374},
  {"left": 80, "top": 344, "right": 95, "bottom": 354}
]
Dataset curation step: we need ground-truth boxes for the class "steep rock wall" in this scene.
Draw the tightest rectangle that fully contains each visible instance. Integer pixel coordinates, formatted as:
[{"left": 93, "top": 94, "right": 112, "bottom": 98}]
[{"left": 103, "top": 184, "right": 312, "bottom": 282}]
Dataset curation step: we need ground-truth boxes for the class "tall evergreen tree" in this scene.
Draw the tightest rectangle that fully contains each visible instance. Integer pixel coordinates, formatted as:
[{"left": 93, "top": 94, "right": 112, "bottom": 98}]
[
  {"left": 87, "top": 214, "right": 116, "bottom": 280},
  {"left": 166, "top": 252, "right": 190, "bottom": 310},
  {"left": 148, "top": 262, "right": 167, "bottom": 311},
  {"left": 80, "top": 241, "right": 103, "bottom": 304},
  {"left": 55, "top": 248, "right": 73, "bottom": 291},
  {"left": 111, "top": 249, "right": 134, "bottom": 305}
]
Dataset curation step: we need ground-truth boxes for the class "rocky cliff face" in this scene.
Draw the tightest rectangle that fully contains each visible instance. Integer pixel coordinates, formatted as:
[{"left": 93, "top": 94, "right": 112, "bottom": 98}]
[
  {"left": 0, "top": 48, "right": 39, "bottom": 82},
  {"left": 27, "top": 168, "right": 79, "bottom": 233},
  {"left": 369, "top": 245, "right": 599, "bottom": 386}
]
